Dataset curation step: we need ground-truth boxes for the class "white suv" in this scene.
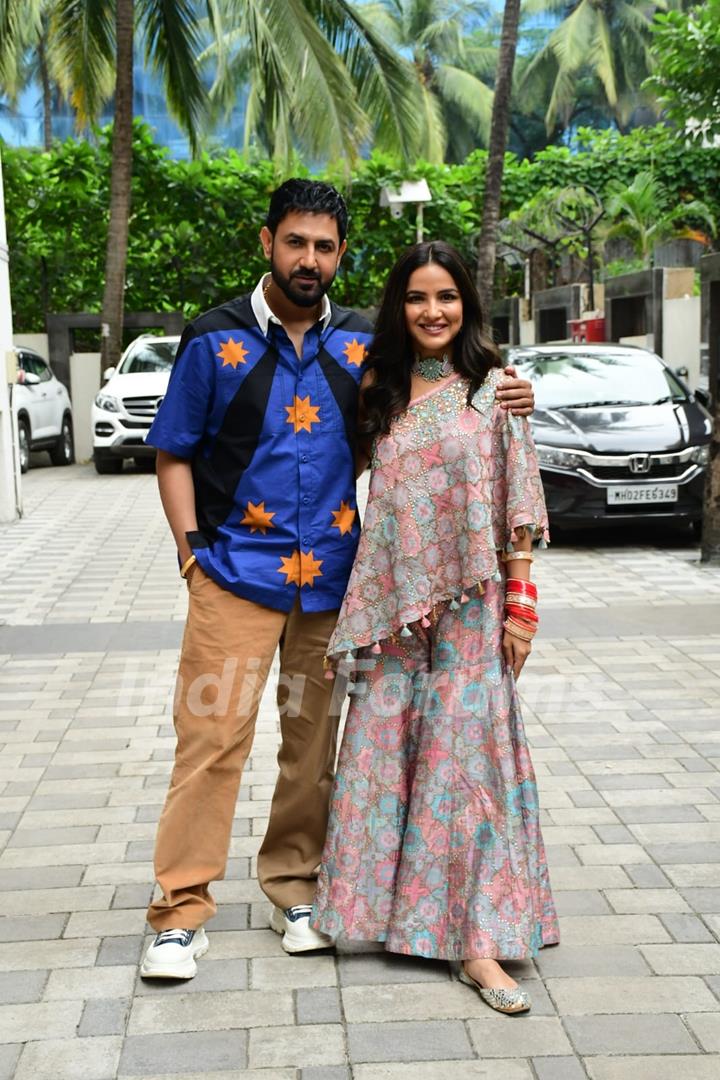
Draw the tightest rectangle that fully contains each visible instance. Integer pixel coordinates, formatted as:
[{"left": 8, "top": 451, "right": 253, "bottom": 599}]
[
  {"left": 91, "top": 335, "right": 179, "bottom": 474},
  {"left": 13, "top": 348, "right": 74, "bottom": 473}
]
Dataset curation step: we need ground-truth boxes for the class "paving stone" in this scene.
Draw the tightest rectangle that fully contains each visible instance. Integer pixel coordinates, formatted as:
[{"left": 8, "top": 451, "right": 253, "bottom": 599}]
[
  {"left": 546, "top": 975, "right": 718, "bottom": 1014},
  {"left": 78, "top": 997, "right": 130, "bottom": 1036},
  {"left": 119, "top": 1029, "right": 248, "bottom": 1074},
  {"left": 112, "top": 883, "right": 155, "bottom": 909},
  {"left": 624, "top": 864, "right": 673, "bottom": 889},
  {"left": 96, "top": 935, "right": 144, "bottom": 967},
  {"left": 353, "top": 1064, "right": 533, "bottom": 1080},
  {"left": 203, "top": 903, "right": 249, "bottom": 931},
  {"left": 347, "top": 1020, "right": 473, "bottom": 1063},
  {"left": 532, "top": 1058, "right": 587, "bottom": 1080},
  {"left": 0, "top": 913, "right": 68, "bottom": 941},
  {"left": 0, "top": 970, "right": 47, "bottom": 1005},
  {"left": 135, "top": 958, "right": 248, "bottom": 995},
  {"left": 65, "top": 908, "right": 146, "bottom": 937},
  {"left": 251, "top": 955, "right": 336, "bottom": 989},
  {"left": 338, "top": 953, "right": 450, "bottom": 985},
  {"left": 565, "top": 1013, "right": 698, "bottom": 1054},
  {"left": 301, "top": 1069, "right": 351, "bottom": 1080},
  {"left": 554, "top": 890, "right": 612, "bottom": 915},
  {"left": 44, "top": 965, "right": 135, "bottom": 1000},
  {"left": 604, "top": 888, "right": 689, "bottom": 914},
  {"left": 558, "top": 915, "right": 670, "bottom": 945},
  {"left": 0, "top": 1045, "right": 20, "bottom": 1080},
  {"left": 342, "top": 981, "right": 491, "bottom": 1023},
  {"left": 639, "top": 943, "right": 720, "bottom": 974},
  {"left": 468, "top": 1016, "right": 573, "bottom": 1057},
  {"left": 297, "top": 987, "right": 342, "bottom": 1024},
  {"left": 684, "top": 1012, "right": 720, "bottom": 1052},
  {"left": 659, "top": 913, "right": 716, "bottom": 942},
  {"left": 0, "top": 998, "right": 83, "bottom": 1043},
  {"left": 14, "top": 1036, "right": 122, "bottom": 1080},
  {"left": 0, "top": 938, "right": 98, "bottom": 971},
  {"left": 128, "top": 988, "right": 293, "bottom": 1033},
  {"left": 250, "top": 1024, "right": 346, "bottom": 1068},
  {"left": 585, "top": 1056, "right": 720, "bottom": 1080}
]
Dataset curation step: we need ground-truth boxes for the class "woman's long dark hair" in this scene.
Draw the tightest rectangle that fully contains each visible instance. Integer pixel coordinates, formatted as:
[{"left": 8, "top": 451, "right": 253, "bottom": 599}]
[{"left": 360, "top": 241, "right": 501, "bottom": 439}]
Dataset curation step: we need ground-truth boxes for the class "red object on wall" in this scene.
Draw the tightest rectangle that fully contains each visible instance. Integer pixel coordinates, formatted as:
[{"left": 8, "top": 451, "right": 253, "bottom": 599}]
[{"left": 569, "top": 317, "right": 606, "bottom": 343}]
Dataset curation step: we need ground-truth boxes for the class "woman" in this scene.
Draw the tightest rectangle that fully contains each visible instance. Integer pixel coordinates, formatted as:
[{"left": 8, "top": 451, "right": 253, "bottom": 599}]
[{"left": 311, "top": 241, "right": 559, "bottom": 1013}]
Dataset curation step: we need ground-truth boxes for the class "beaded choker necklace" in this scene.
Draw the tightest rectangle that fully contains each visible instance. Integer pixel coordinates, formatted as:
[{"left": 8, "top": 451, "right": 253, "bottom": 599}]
[{"left": 411, "top": 352, "right": 454, "bottom": 382}]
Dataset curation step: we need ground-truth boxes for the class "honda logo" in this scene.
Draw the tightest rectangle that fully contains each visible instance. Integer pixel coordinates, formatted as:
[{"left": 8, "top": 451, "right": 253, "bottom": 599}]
[{"left": 628, "top": 454, "right": 652, "bottom": 474}]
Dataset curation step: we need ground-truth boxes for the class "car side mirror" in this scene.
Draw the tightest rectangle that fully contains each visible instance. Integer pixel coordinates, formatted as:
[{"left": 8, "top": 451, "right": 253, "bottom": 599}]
[
  {"left": 20, "top": 370, "right": 41, "bottom": 386},
  {"left": 694, "top": 387, "right": 711, "bottom": 410},
  {"left": 102, "top": 367, "right": 116, "bottom": 382}
]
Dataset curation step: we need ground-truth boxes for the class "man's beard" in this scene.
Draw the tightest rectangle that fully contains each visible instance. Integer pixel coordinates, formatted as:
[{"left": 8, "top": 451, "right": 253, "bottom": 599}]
[{"left": 270, "top": 256, "right": 335, "bottom": 309}]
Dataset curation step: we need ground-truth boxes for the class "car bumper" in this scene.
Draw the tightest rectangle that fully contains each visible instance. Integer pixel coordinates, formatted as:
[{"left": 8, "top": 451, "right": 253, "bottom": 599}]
[
  {"left": 92, "top": 408, "right": 154, "bottom": 458},
  {"left": 541, "top": 465, "right": 705, "bottom": 528}
]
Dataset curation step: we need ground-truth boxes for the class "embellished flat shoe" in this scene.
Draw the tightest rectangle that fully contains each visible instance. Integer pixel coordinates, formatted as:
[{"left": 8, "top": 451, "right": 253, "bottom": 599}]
[{"left": 458, "top": 966, "right": 531, "bottom": 1014}]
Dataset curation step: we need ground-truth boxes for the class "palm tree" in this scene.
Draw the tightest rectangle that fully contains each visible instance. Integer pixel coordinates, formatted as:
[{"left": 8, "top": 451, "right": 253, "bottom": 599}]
[
  {"left": 604, "top": 171, "right": 715, "bottom": 265},
  {"left": 476, "top": 0, "right": 522, "bottom": 315},
  {"left": 357, "top": 0, "right": 495, "bottom": 162},
  {"left": 520, "top": 0, "right": 664, "bottom": 133},
  {"left": 204, "top": 0, "right": 438, "bottom": 164},
  {"left": 0, "top": 1, "right": 62, "bottom": 150}
]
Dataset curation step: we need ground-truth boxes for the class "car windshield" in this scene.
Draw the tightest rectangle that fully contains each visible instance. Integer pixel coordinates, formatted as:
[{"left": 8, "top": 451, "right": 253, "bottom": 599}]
[
  {"left": 512, "top": 350, "right": 687, "bottom": 409},
  {"left": 119, "top": 341, "right": 177, "bottom": 374}
]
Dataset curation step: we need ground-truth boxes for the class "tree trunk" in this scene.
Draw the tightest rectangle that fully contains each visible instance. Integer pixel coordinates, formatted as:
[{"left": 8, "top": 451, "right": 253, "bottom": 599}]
[
  {"left": 37, "top": 25, "right": 53, "bottom": 151},
  {"left": 701, "top": 302, "right": 720, "bottom": 564},
  {"left": 100, "top": 0, "right": 134, "bottom": 373},
  {"left": 475, "top": 0, "right": 522, "bottom": 318}
]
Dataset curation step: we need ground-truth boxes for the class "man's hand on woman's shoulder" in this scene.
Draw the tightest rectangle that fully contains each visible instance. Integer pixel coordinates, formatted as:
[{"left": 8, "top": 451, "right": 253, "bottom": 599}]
[{"left": 495, "top": 365, "right": 534, "bottom": 416}]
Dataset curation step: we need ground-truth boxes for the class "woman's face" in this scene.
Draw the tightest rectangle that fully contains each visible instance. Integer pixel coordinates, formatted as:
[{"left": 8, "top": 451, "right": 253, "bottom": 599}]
[{"left": 404, "top": 262, "right": 463, "bottom": 360}]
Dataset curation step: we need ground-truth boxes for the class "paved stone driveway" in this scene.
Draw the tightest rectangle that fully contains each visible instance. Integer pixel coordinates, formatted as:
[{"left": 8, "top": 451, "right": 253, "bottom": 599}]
[{"left": 1, "top": 463, "right": 719, "bottom": 1080}]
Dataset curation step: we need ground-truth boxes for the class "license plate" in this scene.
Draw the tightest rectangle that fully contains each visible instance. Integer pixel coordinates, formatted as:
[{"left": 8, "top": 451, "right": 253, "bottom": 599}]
[{"left": 606, "top": 485, "right": 678, "bottom": 505}]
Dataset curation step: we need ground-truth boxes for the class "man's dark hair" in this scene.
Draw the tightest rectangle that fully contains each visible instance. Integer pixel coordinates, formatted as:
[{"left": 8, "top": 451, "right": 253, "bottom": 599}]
[{"left": 266, "top": 179, "right": 348, "bottom": 244}]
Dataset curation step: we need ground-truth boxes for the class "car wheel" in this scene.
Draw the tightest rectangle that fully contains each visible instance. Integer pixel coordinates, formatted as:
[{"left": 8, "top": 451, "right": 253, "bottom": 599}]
[
  {"left": 93, "top": 453, "right": 123, "bottom": 475},
  {"left": 18, "top": 418, "right": 30, "bottom": 474},
  {"left": 50, "top": 415, "right": 75, "bottom": 466}
]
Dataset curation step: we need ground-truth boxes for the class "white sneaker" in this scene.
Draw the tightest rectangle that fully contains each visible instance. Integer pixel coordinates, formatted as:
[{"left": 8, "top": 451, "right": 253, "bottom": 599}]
[
  {"left": 140, "top": 927, "right": 209, "bottom": 979},
  {"left": 270, "top": 905, "right": 333, "bottom": 954}
]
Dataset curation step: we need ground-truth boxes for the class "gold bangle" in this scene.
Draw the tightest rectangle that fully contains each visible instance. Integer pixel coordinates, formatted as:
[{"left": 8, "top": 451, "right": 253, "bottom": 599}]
[
  {"left": 502, "top": 550, "right": 534, "bottom": 563},
  {"left": 505, "top": 593, "right": 537, "bottom": 608},
  {"left": 503, "top": 618, "right": 535, "bottom": 642},
  {"left": 180, "top": 554, "right": 197, "bottom": 579}
]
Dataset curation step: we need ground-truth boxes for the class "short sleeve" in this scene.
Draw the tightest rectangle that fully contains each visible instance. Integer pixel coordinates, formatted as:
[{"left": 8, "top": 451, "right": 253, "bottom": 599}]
[
  {"left": 501, "top": 410, "right": 549, "bottom": 546},
  {"left": 146, "top": 325, "right": 216, "bottom": 458}
]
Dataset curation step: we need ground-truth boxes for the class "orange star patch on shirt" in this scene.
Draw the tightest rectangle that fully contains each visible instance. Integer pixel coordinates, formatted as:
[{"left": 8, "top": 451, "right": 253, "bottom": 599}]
[
  {"left": 217, "top": 338, "right": 249, "bottom": 368},
  {"left": 343, "top": 338, "right": 367, "bottom": 367},
  {"left": 331, "top": 501, "right": 356, "bottom": 536},
  {"left": 285, "top": 395, "right": 321, "bottom": 434},
  {"left": 277, "top": 549, "right": 324, "bottom": 587},
  {"left": 241, "top": 501, "right": 276, "bottom": 535}
]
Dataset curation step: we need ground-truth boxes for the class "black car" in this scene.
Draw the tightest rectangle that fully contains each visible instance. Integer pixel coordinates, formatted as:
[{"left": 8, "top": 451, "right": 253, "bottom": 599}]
[{"left": 508, "top": 344, "right": 711, "bottom": 532}]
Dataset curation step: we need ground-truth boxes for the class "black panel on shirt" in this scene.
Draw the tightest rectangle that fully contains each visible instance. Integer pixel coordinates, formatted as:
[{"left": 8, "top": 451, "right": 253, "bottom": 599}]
[
  {"left": 192, "top": 347, "right": 278, "bottom": 541},
  {"left": 317, "top": 348, "right": 361, "bottom": 452}
]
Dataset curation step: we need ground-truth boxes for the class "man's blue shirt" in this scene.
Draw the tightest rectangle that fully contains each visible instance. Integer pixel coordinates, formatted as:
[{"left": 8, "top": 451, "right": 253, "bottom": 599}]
[{"left": 147, "top": 293, "right": 373, "bottom": 613}]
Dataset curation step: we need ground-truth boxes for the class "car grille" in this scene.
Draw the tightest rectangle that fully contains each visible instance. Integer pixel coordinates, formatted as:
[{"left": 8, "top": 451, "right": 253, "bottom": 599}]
[
  {"left": 588, "top": 461, "right": 687, "bottom": 481},
  {"left": 122, "top": 395, "right": 163, "bottom": 418}
]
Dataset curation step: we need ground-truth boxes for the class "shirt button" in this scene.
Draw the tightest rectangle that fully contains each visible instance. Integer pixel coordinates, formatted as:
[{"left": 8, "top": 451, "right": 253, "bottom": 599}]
[
  {"left": 303, "top": 536, "right": 310, "bottom": 545},
  {"left": 303, "top": 496, "right": 310, "bottom": 504},
  {"left": 301, "top": 455, "right": 308, "bottom": 463},
  {"left": 299, "top": 414, "right": 306, "bottom": 422}
]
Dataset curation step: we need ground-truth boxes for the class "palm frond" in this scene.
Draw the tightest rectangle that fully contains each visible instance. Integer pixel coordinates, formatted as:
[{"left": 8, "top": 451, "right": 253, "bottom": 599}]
[
  {"left": 433, "top": 63, "right": 493, "bottom": 142},
  {"left": 48, "top": 0, "right": 115, "bottom": 125},
  {"left": 587, "top": 11, "right": 616, "bottom": 108},
  {"left": 138, "top": 0, "right": 208, "bottom": 149}
]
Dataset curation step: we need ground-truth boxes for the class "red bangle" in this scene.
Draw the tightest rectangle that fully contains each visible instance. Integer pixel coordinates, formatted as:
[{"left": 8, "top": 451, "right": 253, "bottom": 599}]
[
  {"left": 505, "top": 605, "right": 538, "bottom": 623},
  {"left": 506, "top": 578, "right": 537, "bottom": 595}
]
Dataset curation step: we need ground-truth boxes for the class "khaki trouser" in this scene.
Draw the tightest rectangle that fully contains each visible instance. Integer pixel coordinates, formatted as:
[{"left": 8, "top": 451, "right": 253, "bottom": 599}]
[{"left": 147, "top": 566, "right": 341, "bottom": 931}]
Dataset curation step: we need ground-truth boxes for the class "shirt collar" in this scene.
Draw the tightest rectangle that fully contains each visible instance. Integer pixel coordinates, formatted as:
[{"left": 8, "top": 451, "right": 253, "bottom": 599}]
[{"left": 251, "top": 273, "right": 332, "bottom": 337}]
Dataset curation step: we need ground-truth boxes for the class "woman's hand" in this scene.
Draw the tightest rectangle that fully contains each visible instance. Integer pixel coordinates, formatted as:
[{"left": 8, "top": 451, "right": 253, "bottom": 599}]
[
  {"left": 496, "top": 366, "right": 534, "bottom": 416},
  {"left": 503, "top": 629, "right": 532, "bottom": 679}
]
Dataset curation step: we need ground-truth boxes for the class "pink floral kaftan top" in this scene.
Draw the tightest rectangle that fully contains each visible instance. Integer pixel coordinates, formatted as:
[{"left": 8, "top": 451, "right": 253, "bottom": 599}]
[{"left": 326, "top": 367, "right": 548, "bottom": 658}]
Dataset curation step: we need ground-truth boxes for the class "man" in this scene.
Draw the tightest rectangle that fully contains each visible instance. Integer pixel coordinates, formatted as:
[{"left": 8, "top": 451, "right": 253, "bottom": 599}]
[{"left": 140, "top": 179, "right": 534, "bottom": 978}]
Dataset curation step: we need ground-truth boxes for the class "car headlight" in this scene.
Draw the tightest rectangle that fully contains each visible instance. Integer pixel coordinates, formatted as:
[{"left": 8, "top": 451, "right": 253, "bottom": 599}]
[
  {"left": 689, "top": 444, "right": 709, "bottom": 466},
  {"left": 94, "top": 392, "right": 121, "bottom": 413},
  {"left": 535, "top": 444, "right": 586, "bottom": 470}
]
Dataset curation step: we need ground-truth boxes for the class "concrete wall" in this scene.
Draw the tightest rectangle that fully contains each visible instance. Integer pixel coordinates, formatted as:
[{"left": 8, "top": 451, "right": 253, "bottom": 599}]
[
  {"left": 69, "top": 352, "right": 101, "bottom": 463},
  {"left": 519, "top": 320, "right": 535, "bottom": 345},
  {"left": 13, "top": 333, "right": 49, "bottom": 362},
  {"left": 663, "top": 295, "right": 701, "bottom": 387}
]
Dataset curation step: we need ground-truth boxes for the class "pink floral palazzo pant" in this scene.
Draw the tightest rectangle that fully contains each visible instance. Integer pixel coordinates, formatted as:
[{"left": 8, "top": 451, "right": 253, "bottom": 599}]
[{"left": 311, "top": 581, "right": 560, "bottom": 960}]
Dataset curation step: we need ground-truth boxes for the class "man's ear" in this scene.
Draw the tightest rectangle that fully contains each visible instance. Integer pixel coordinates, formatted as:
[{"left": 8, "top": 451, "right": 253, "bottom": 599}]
[
  {"left": 259, "top": 225, "right": 273, "bottom": 260},
  {"left": 337, "top": 239, "right": 347, "bottom": 266}
]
